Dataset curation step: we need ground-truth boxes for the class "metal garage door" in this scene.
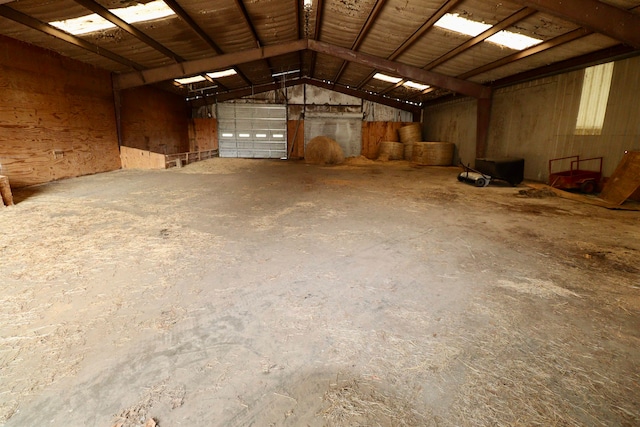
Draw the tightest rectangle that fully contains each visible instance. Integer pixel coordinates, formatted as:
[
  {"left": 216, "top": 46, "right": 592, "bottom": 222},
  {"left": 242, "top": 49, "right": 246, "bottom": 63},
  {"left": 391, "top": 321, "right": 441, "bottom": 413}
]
[
  {"left": 217, "top": 104, "right": 287, "bottom": 158},
  {"left": 304, "top": 112, "right": 363, "bottom": 157}
]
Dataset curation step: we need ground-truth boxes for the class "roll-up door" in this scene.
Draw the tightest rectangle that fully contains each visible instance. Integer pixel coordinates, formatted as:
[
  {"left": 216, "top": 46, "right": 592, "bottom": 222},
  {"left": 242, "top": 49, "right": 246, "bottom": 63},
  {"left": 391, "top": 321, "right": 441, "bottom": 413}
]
[{"left": 217, "top": 104, "right": 287, "bottom": 158}]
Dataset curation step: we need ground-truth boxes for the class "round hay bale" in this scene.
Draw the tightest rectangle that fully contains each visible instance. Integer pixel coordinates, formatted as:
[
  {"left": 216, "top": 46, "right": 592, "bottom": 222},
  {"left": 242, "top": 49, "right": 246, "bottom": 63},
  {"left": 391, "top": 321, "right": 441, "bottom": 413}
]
[
  {"left": 305, "top": 136, "right": 345, "bottom": 165},
  {"left": 412, "top": 142, "right": 455, "bottom": 166},
  {"left": 403, "top": 143, "right": 414, "bottom": 160},
  {"left": 378, "top": 141, "right": 404, "bottom": 160},
  {"left": 398, "top": 123, "right": 422, "bottom": 144}
]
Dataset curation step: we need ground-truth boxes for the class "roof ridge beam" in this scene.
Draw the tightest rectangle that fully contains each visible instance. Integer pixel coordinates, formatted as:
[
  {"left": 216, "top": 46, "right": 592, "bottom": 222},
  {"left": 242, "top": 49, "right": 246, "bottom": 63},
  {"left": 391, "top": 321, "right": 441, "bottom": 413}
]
[{"left": 308, "top": 40, "right": 490, "bottom": 99}]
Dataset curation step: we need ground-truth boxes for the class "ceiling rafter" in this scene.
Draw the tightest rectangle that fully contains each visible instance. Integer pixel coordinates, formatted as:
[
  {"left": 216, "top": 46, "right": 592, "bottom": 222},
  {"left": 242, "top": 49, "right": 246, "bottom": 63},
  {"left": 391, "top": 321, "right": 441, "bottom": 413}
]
[
  {"left": 356, "top": 0, "right": 460, "bottom": 90},
  {"left": 423, "top": 7, "right": 537, "bottom": 71},
  {"left": 233, "top": 0, "right": 277, "bottom": 82},
  {"left": 164, "top": 0, "right": 252, "bottom": 85},
  {"left": 72, "top": 0, "right": 184, "bottom": 62},
  {"left": 492, "top": 44, "right": 639, "bottom": 89},
  {"left": 162, "top": 0, "right": 252, "bottom": 86},
  {"left": 388, "top": 0, "right": 461, "bottom": 61},
  {"left": 332, "top": 0, "right": 387, "bottom": 85},
  {"left": 457, "top": 27, "right": 591, "bottom": 80},
  {"left": 117, "top": 39, "right": 309, "bottom": 89},
  {"left": 0, "top": 4, "right": 143, "bottom": 70},
  {"left": 380, "top": 79, "right": 406, "bottom": 95},
  {"left": 117, "top": 39, "right": 489, "bottom": 99},
  {"left": 512, "top": 0, "right": 640, "bottom": 49},
  {"left": 308, "top": 0, "right": 324, "bottom": 79}
]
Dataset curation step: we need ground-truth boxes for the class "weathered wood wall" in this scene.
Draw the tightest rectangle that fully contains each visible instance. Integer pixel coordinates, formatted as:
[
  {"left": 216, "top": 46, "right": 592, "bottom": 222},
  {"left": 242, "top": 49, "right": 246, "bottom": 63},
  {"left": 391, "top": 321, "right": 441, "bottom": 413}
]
[
  {"left": 120, "top": 86, "right": 190, "bottom": 155},
  {"left": 189, "top": 118, "right": 218, "bottom": 152},
  {"left": 361, "top": 122, "right": 412, "bottom": 159},
  {"left": 0, "top": 36, "right": 121, "bottom": 188}
]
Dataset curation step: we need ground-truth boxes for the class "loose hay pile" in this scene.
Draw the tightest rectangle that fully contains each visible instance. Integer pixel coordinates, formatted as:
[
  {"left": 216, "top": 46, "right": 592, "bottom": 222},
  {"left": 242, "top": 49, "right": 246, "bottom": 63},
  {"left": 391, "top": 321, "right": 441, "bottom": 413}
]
[{"left": 306, "top": 136, "right": 345, "bottom": 165}]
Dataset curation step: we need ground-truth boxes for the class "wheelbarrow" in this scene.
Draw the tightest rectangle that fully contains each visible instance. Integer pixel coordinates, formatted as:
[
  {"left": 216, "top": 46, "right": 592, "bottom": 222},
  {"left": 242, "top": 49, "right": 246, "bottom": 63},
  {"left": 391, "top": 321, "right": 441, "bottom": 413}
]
[{"left": 548, "top": 155, "right": 603, "bottom": 194}]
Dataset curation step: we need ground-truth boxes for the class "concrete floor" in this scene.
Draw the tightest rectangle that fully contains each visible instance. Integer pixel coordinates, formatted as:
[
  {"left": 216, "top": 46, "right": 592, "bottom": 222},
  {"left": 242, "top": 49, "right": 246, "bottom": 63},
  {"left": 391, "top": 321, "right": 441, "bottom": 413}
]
[{"left": 1, "top": 159, "right": 638, "bottom": 426}]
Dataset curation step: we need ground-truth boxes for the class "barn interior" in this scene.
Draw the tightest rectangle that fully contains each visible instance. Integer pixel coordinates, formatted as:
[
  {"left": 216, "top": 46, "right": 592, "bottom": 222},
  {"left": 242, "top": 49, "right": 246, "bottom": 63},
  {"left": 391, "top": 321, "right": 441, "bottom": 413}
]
[{"left": 0, "top": 0, "right": 639, "bottom": 425}]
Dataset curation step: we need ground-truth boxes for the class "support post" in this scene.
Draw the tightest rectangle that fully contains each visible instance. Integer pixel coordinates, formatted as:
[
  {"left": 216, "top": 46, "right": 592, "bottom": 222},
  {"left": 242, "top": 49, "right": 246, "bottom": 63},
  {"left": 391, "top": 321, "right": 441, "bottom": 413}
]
[{"left": 476, "top": 95, "right": 492, "bottom": 159}]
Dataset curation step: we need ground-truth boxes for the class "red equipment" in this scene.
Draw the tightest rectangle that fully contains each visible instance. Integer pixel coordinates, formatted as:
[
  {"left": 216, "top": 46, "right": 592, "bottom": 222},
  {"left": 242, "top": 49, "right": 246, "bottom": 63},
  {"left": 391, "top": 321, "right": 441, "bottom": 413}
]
[{"left": 548, "top": 155, "right": 603, "bottom": 194}]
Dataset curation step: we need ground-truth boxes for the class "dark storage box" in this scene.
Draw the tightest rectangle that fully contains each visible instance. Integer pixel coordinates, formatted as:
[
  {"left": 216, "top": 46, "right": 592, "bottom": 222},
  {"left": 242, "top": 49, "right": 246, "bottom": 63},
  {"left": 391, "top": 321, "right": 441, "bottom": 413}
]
[{"left": 475, "top": 157, "right": 524, "bottom": 186}]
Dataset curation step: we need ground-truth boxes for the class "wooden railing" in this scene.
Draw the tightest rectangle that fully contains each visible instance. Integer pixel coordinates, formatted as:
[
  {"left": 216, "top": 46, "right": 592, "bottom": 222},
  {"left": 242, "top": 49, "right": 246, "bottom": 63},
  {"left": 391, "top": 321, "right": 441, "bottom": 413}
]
[
  {"left": 120, "top": 146, "right": 219, "bottom": 170},
  {"left": 165, "top": 149, "right": 218, "bottom": 168}
]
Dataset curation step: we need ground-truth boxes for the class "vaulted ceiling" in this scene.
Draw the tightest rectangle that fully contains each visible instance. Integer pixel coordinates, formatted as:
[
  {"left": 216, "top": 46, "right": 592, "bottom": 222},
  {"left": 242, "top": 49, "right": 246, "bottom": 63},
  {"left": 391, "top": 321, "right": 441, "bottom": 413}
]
[{"left": 1, "top": 0, "right": 639, "bottom": 112}]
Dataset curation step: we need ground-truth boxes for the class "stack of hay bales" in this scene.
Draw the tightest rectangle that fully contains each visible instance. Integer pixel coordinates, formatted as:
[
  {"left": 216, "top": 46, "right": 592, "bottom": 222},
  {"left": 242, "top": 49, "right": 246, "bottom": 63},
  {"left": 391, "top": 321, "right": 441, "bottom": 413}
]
[
  {"left": 411, "top": 141, "right": 455, "bottom": 166},
  {"left": 305, "top": 136, "right": 345, "bottom": 165},
  {"left": 377, "top": 141, "right": 404, "bottom": 161},
  {"left": 398, "top": 123, "right": 422, "bottom": 160}
]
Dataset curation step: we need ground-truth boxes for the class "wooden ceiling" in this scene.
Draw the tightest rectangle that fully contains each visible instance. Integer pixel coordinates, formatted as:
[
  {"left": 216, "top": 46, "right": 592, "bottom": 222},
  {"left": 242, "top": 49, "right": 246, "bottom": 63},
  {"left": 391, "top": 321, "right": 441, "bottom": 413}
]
[{"left": 1, "top": 0, "right": 639, "bottom": 112}]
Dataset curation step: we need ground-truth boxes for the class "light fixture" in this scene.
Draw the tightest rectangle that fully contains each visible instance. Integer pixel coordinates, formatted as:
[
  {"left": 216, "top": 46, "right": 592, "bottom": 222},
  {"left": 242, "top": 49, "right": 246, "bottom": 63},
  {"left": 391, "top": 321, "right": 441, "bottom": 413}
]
[
  {"left": 404, "top": 81, "right": 430, "bottom": 91},
  {"left": 207, "top": 69, "right": 237, "bottom": 79},
  {"left": 49, "top": 0, "right": 175, "bottom": 35},
  {"left": 434, "top": 13, "right": 541, "bottom": 51},
  {"left": 174, "top": 75, "right": 207, "bottom": 85},
  {"left": 303, "top": 0, "right": 312, "bottom": 8},
  {"left": 373, "top": 73, "right": 402, "bottom": 84}
]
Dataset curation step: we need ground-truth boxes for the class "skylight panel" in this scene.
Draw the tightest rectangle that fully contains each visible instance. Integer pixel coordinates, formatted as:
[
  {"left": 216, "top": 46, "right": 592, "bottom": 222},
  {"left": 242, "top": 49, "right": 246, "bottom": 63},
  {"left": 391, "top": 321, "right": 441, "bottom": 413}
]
[
  {"left": 404, "top": 81, "right": 430, "bottom": 91},
  {"left": 175, "top": 75, "right": 207, "bottom": 85},
  {"left": 49, "top": 0, "right": 175, "bottom": 35},
  {"left": 207, "top": 69, "right": 237, "bottom": 79},
  {"left": 434, "top": 13, "right": 490, "bottom": 37},
  {"left": 373, "top": 73, "right": 402, "bottom": 84},
  {"left": 434, "top": 13, "right": 542, "bottom": 51},
  {"left": 487, "top": 31, "right": 542, "bottom": 51}
]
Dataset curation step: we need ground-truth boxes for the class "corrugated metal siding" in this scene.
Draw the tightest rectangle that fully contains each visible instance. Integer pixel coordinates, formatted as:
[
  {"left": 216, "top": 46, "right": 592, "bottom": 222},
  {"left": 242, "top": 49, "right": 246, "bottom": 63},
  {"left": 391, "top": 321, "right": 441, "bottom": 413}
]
[
  {"left": 217, "top": 104, "right": 287, "bottom": 159},
  {"left": 424, "top": 55, "right": 640, "bottom": 180}
]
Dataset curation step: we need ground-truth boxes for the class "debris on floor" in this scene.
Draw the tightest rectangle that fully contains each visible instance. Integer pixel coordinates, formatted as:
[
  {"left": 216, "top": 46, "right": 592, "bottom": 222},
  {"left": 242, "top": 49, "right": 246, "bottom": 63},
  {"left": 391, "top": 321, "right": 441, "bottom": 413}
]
[{"left": 517, "top": 187, "right": 557, "bottom": 198}]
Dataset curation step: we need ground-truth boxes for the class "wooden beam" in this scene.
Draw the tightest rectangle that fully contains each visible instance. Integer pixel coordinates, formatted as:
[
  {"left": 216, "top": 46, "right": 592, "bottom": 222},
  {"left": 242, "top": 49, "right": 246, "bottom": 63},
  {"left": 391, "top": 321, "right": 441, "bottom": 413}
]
[
  {"left": 388, "top": 0, "right": 461, "bottom": 61},
  {"left": 424, "top": 7, "right": 537, "bottom": 70},
  {"left": 72, "top": 0, "right": 183, "bottom": 62},
  {"left": 163, "top": 0, "right": 222, "bottom": 54},
  {"left": 457, "top": 28, "right": 591, "bottom": 80},
  {"left": 163, "top": 0, "right": 252, "bottom": 86},
  {"left": 513, "top": 0, "right": 640, "bottom": 49},
  {"left": 309, "top": 40, "right": 490, "bottom": 99},
  {"left": 308, "top": 0, "right": 324, "bottom": 79},
  {"left": 0, "top": 5, "right": 143, "bottom": 70},
  {"left": 332, "top": 0, "right": 387, "bottom": 84},
  {"left": 234, "top": 0, "right": 261, "bottom": 48},
  {"left": 117, "top": 39, "right": 309, "bottom": 89},
  {"left": 492, "top": 44, "right": 639, "bottom": 88}
]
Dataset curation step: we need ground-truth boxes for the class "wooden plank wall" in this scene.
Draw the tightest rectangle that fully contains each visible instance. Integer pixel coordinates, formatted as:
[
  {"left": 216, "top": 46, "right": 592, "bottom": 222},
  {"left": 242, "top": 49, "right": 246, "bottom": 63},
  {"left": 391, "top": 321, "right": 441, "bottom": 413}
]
[
  {"left": 120, "top": 86, "right": 190, "bottom": 155},
  {"left": 362, "top": 122, "right": 412, "bottom": 159},
  {"left": 0, "top": 36, "right": 121, "bottom": 188},
  {"left": 120, "top": 146, "right": 167, "bottom": 169},
  {"left": 189, "top": 118, "right": 218, "bottom": 152}
]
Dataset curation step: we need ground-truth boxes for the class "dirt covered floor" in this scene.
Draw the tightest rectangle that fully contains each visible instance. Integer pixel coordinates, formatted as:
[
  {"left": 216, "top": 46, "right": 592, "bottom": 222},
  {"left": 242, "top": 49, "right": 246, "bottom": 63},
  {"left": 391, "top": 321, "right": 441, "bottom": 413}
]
[{"left": 1, "top": 159, "right": 638, "bottom": 426}]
